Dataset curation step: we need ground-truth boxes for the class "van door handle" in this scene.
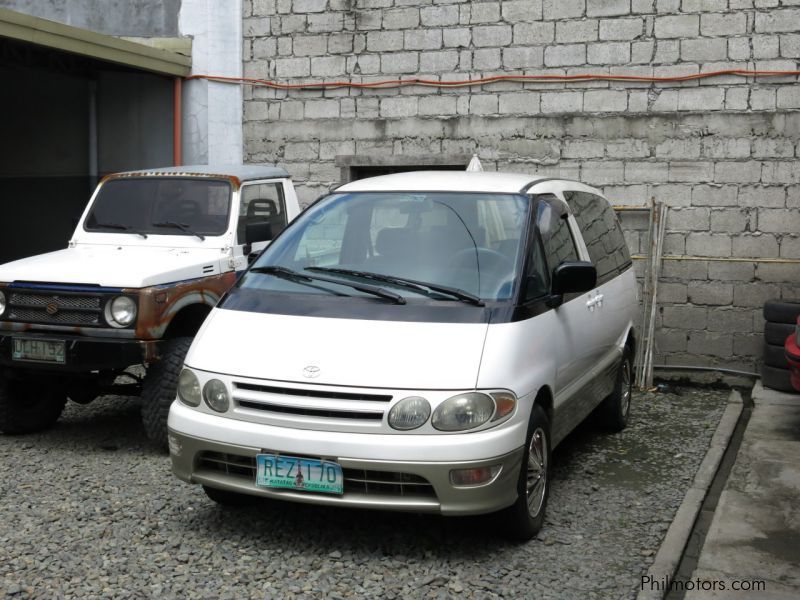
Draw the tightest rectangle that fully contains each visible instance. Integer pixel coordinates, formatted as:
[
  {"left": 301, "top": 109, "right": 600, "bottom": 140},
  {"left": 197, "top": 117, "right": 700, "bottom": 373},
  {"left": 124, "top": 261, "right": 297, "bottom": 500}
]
[
  {"left": 595, "top": 293, "right": 604, "bottom": 307},
  {"left": 586, "top": 296, "right": 596, "bottom": 311}
]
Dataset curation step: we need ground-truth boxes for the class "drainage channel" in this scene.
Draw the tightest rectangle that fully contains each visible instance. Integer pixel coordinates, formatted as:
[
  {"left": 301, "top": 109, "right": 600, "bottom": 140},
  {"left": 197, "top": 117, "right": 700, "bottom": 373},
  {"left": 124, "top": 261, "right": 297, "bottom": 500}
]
[{"left": 665, "top": 386, "right": 754, "bottom": 600}]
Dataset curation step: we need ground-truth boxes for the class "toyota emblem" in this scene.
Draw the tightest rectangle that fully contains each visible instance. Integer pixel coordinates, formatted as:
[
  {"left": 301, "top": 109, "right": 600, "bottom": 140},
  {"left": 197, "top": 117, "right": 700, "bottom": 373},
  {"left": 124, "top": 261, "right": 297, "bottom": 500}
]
[
  {"left": 45, "top": 302, "right": 59, "bottom": 315},
  {"left": 302, "top": 365, "right": 320, "bottom": 379}
]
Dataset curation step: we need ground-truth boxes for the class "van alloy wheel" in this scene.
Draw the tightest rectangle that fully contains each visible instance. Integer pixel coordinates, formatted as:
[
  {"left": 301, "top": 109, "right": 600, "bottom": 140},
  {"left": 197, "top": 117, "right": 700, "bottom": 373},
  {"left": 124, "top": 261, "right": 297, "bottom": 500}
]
[
  {"left": 621, "top": 359, "right": 632, "bottom": 418},
  {"left": 502, "top": 403, "right": 551, "bottom": 541},
  {"left": 598, "top": 347, "right": 633, "bottom": 432},
  {"left": 526, "top": 427, "right": 548, "bottom": 518}
]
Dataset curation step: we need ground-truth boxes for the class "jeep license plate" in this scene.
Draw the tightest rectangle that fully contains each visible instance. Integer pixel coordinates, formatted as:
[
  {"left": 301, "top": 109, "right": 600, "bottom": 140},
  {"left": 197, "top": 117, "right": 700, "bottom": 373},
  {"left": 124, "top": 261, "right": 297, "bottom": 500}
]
[
  {"left": 256, "top": 454, "right": 343, "bottom": 495},
  {"left": 12, "top": 339, "right": 66, "bottom": 364}
]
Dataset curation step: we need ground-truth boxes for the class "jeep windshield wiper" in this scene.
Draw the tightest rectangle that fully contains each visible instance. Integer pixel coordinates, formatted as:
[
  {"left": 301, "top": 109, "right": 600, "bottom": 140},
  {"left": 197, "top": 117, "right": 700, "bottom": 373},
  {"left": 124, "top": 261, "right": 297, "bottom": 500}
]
[
  {"left": 94, "top": 222, "right": 147, "bottom": 239},
  {"left": 250, "top": 265, "right": 405, "bottom": 304},
  {"left": 306, "top": 267, "right": 484, "bottom": 306},
  {"left": 152, "top": 221, "right": 205, "bottom": 241}
]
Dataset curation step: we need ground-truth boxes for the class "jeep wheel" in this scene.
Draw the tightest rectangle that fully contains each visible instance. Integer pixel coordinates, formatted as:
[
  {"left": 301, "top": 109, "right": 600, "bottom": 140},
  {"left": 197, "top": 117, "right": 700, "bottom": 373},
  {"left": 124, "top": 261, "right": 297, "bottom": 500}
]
[
  {"left": 141, "top": 337, "right": 192, "bottom": 448},
  {"left": 598, "top": 347, "right": 633, "bottom": 432},
  {"left": 502, "top": 403, "right": 551, "bottom": 541},
  {"left": 0, "top": 375, "right": 67, "bottom": 434}
]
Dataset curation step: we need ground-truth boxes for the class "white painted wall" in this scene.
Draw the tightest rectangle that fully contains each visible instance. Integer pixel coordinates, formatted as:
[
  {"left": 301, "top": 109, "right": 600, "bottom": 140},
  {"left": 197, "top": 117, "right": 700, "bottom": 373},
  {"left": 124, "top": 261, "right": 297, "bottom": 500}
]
[{"left": 179, "top": 0, "right": 242, "bottom": 165}]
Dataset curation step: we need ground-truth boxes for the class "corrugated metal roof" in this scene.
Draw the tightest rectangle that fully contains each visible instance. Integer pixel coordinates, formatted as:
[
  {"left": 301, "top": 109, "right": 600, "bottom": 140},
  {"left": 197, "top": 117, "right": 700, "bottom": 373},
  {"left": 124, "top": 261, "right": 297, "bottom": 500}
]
[{"left": 0, "top": 8, "right": 191, "bottom": 76}]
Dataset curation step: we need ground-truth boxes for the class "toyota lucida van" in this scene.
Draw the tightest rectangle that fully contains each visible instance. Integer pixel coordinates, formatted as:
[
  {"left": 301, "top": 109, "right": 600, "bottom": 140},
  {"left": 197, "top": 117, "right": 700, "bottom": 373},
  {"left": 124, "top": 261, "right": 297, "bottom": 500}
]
[{"left": 168, "top": 171, "right": 638, "bottom": 539}]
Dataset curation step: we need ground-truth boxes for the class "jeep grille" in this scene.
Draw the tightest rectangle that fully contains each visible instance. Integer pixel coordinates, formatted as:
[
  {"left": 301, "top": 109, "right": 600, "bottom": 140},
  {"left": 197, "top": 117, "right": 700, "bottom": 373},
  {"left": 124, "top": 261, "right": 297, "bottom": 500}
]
[{"left": 6, "top": 291, "right": 105, "bottom": 327}]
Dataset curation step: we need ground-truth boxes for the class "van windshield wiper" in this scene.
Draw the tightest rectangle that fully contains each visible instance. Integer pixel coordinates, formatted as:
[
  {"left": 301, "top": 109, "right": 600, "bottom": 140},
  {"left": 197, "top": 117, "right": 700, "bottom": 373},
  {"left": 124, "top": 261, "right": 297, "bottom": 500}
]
[
  {"left": 249, "top": 265, "right": 405, "bottom": 304},
  {"left": 306, "top": 267, "right": 484, "bottom": 306},
  {"left": 93, "top": 222, "right": 147, "bottom": 239},
  {"left": 152, "top": 221, "right": 205, "bottom": 241}
]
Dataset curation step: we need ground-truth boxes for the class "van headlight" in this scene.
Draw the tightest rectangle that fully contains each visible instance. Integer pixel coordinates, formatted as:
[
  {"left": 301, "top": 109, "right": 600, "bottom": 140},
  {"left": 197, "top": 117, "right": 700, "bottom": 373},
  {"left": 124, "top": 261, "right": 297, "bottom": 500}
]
[
  {"left": 0, "top": 290, "right": 5, "bottom": 317},
  {"left": 177, "top": 369, "right": 201, "bottom": 407},
  {"left": 203, "top": 379, "right": 230, "bottom": 412},
  {"left": 105, "top": 296, "right": 137, "bottom": 327},
  {"left": 388, "top": 396, "right": 430, "bottom": 430},
  {"left": 432, "top": 391, "right": 516, "bottom": 432}
]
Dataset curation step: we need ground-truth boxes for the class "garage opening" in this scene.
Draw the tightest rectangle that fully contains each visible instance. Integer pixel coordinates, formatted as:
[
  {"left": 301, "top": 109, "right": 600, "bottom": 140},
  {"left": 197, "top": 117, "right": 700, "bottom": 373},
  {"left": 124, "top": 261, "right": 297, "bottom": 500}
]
[{"left": 0, "top": 9, "right": 189, "bottom": 264}]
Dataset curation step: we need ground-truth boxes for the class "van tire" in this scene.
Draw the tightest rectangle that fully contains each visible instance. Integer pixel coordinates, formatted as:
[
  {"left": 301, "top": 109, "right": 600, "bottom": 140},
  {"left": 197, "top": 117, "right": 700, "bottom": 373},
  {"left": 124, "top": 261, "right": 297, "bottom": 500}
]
[
  {"left": 763, "top": 300, "right": 800, "bottom": 324},
  {"left": 0, "top": 375, "right": 67, "bottom": 434},
  {"left": 203, "top": 485, "right": 258, "bottom": 507},
  {"left": 764, "top": 322, "right": 795, "bottom": 346},
  {"left": 141, "top": 337, "right": 193, "bottom": 448},
  {"left": 502, "top": 404, "right": 551, "bottom": 541},
  {"left": 598, "top": 348, "right": 633, "bottom": 432},
  {"left": 761, "top": 364, "right": 796, "bottom": 394}
]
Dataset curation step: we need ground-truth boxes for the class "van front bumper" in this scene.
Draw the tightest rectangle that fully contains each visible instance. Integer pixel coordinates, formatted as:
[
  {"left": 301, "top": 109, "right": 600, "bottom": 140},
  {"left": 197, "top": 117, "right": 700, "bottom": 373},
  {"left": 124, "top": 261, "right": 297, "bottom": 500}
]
[{"left": 168, "top": 403, "right": 525, "bottom": 516}]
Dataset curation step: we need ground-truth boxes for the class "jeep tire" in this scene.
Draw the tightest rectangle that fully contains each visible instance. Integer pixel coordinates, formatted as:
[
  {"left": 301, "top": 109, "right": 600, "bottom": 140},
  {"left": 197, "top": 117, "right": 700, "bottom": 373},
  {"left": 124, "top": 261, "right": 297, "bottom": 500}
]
[
  {"left": 598, "top": 347, "right": 633, "bottom": 432},
  {"left": 0, "top": 374, "right": 67, "bottom": 434},
  {"left": 141, "top": 337, "right": 193, "bottom": 448},
  {"left": 502, "top": 403, "right": 551, "bottom": 541}
]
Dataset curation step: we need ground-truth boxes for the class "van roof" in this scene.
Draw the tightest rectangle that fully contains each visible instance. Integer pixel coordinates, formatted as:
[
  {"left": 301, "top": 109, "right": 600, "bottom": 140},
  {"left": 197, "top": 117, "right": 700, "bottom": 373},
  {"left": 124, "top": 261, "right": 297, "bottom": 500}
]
[
  {"left": 337, "top": 171, "right": 546, "bottom": 194},
  {"left": 111, "top": 164, "right": 290, "bottom": 183}
]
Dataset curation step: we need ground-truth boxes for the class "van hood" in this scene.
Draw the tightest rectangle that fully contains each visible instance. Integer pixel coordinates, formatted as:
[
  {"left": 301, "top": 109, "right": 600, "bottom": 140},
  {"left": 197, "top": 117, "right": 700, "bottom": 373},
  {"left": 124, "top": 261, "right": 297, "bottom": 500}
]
[
  {"left": 187, "top": 308, "right": 489, "bottom": 390},
  {"left": 0, "top": 244, "right": 226, "bottom": 288}
]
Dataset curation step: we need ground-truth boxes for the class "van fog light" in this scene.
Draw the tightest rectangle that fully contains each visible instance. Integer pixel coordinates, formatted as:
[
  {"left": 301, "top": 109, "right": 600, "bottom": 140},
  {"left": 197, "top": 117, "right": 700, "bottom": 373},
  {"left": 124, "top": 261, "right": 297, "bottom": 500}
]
[
  {"left": 388, "top": 396, "right": 430, "bottom": 430},
  {"left": 168, "top": 434, "right": 182, "bottom": 456},
  {"left": 203, "top": 379, "right": 230, "bottom": 412},
  {"left": 450, "top": 465, "right": 502, "bottom": 487}
]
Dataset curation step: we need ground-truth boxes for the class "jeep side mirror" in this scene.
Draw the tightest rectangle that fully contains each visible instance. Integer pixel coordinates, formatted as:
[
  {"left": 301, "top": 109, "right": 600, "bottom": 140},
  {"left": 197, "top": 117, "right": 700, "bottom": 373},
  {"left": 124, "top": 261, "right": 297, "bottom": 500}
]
[
  {"left": 551, "top": 261, "right": 597, "bottom": 295},
  {"left": 245, "top": 221, "right": 274, "bottom": 245}
]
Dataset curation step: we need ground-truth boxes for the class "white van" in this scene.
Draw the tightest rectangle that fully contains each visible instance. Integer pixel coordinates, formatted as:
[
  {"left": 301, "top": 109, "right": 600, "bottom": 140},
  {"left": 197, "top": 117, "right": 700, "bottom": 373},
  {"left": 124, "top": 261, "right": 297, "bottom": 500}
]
[{"left": 168, "top": 171, "right": 638, "bottom": 539}]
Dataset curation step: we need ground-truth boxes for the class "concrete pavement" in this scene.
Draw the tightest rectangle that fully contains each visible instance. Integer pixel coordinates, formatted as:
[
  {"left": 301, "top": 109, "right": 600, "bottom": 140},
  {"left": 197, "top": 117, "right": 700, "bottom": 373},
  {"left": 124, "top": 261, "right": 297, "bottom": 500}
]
[{"left": 684, "top": 381, "right": 800, "bottom": 599}]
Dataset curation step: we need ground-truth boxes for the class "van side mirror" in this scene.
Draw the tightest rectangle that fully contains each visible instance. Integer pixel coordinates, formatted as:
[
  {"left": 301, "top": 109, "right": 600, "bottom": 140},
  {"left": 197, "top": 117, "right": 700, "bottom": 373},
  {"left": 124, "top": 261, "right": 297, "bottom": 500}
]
[
  {"left": 552, "top": 261, "right": 597, "bottom": 295},
  {"left": 245, "top": 221, "right": 274, "bottom": 245}
]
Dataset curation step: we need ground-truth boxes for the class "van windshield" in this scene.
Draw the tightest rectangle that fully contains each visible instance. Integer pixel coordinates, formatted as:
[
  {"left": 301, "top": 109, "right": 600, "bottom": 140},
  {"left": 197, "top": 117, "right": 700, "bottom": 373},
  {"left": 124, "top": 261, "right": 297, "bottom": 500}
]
[
  {"left": 245, "top": 191, "right": 529, "bottom": 302},
  {"left": 84, "top": 177, "right": 232, "bottom": 237}
]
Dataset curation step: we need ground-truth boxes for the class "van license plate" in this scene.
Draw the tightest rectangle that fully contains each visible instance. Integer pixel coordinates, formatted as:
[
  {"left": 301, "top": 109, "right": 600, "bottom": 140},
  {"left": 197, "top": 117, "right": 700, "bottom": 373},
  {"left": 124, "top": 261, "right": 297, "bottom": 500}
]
[
  {"left": 12, "top": 339, "right": 66, "bottom": 364},
  {"left": 256, "top": 454, "right": 343, "bottom": 495}
]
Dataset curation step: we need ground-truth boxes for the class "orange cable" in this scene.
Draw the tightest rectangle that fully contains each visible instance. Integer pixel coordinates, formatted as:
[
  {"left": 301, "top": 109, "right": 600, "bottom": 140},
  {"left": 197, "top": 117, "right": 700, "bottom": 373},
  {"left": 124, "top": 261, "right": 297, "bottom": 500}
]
[{"left": 186, "top": 69, "right": 800, "bottom": 90}]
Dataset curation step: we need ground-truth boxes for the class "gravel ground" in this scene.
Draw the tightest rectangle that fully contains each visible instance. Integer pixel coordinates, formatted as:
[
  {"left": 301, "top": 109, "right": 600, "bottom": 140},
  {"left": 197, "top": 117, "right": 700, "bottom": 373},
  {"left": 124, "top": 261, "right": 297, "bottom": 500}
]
[{"left": 0, "top": 387, "right": 730, "bottom": 599}]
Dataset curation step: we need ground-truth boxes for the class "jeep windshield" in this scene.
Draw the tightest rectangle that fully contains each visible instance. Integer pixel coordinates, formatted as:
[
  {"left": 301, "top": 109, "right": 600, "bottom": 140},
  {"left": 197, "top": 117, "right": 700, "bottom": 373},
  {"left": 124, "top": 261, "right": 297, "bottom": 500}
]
[
  {"left": 84, "top": 177, "right": 232, "bottom": 237},
  {"left": 244, "top": 191, "right": 529, "bottom": 302}
]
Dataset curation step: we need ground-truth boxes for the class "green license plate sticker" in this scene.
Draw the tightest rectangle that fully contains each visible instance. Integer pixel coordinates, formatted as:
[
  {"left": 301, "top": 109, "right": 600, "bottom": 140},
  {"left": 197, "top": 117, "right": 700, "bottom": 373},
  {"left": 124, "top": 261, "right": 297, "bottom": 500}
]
[
  {"left": 12, "top": 338, "right": 66, "bottom": 364},
  {"left": 256, "top": 454, "right": 343, "bottom": 495}
]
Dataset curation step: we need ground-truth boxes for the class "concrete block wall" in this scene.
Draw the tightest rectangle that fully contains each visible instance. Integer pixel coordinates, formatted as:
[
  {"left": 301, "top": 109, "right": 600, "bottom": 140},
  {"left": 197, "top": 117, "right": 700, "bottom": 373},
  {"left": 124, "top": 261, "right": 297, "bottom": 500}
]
[{"left": 242, "top": 0, "right": 800, "bottom": 371}]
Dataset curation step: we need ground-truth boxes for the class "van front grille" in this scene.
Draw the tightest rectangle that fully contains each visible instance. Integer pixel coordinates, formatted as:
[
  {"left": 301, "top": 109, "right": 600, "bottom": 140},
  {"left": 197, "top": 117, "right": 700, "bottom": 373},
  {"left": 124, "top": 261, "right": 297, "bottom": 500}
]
[
  {"left": 232, "top": 382, "right": 391, "bottom": 423},
  {"left": 197, "top": 452, "right": 437, "bottom": 499}
]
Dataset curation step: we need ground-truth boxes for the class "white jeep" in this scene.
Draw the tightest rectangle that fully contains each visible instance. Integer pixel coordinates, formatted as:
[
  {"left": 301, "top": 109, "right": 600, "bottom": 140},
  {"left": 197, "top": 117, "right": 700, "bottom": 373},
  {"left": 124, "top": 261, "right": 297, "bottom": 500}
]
[{"left": 0, "top": 165, "right": 300, "bottom": 444}]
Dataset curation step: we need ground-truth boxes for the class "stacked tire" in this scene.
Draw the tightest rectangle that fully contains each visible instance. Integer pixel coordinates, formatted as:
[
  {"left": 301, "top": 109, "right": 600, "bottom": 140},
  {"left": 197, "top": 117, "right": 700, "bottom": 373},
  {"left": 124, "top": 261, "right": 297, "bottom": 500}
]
[{"left": 762, "top": 300, "right": 800, "bottom": 393}]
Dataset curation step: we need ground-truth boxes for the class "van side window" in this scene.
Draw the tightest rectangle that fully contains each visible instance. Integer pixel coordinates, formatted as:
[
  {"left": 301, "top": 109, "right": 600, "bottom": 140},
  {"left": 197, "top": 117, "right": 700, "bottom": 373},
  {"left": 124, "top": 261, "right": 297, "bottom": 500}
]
[
  {"left": 238, "top": 183, "right": 287, "bottom": 243},
  {"left": 537, "top": 200, "right": 579, "bottom": 270},
  {"left": 564, "top": 191, "right": 631, "bottom": 281}
]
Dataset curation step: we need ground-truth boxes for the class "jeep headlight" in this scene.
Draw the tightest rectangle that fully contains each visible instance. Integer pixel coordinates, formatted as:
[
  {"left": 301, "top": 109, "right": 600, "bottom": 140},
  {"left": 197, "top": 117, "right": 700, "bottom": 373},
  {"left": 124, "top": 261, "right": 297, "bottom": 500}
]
[
  {"left": 177, "top": 369, "right": 201, "bottom": 407},
  {"left": 388, "top": 396, "right": 430, "bottom": 430},
  {"left": 0, "top": 290, "right": 5, "bottom": 317},
  {"left": 105, "top": 296, "right": 137, "bottom": 327},
  {"left": 203, "top": 379, "right": 230, "bottom": 412}
]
